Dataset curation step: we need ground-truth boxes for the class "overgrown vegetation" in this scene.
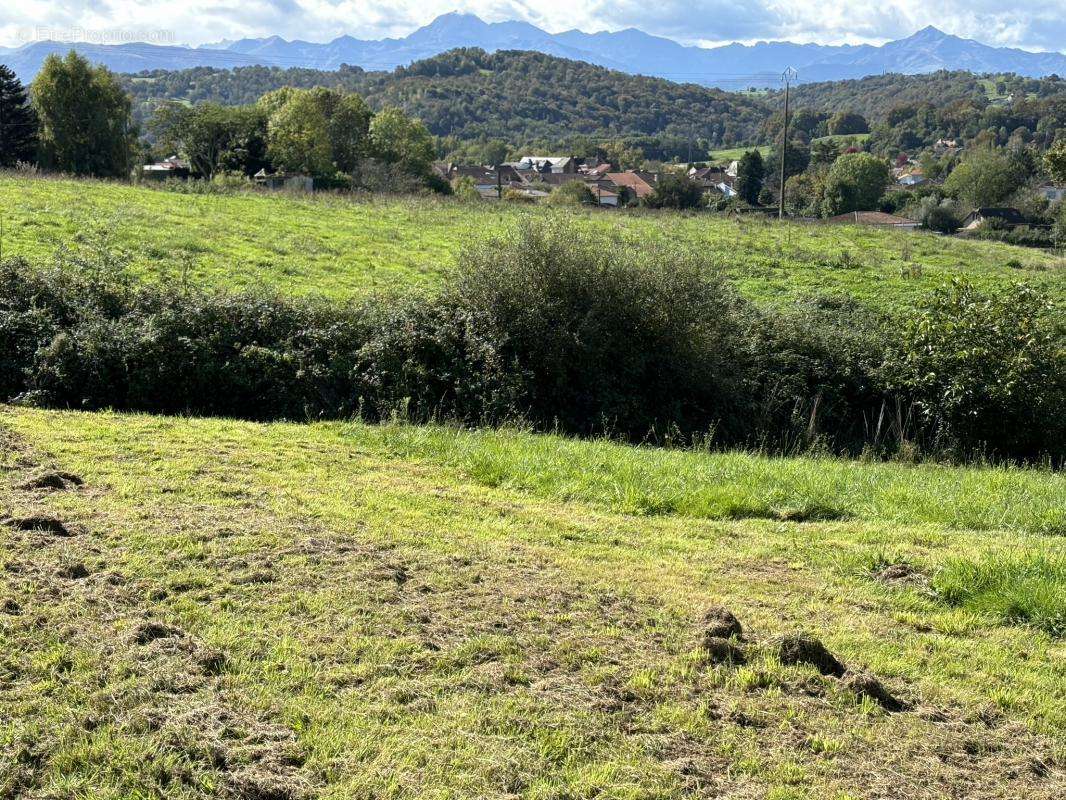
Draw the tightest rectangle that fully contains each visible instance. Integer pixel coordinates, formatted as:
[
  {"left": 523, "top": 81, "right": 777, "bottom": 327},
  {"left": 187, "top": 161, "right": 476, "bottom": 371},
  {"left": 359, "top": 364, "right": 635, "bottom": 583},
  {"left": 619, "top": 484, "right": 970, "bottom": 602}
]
[{"left": 1, "top": 222, "right": 1061, "bottom": 461}]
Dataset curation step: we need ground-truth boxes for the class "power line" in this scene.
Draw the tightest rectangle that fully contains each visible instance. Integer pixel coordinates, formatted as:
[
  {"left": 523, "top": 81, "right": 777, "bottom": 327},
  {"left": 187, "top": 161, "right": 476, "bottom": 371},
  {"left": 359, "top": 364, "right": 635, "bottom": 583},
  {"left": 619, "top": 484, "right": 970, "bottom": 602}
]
[{"left": 778, "top": 66, "right": 797, "bottom": 220}]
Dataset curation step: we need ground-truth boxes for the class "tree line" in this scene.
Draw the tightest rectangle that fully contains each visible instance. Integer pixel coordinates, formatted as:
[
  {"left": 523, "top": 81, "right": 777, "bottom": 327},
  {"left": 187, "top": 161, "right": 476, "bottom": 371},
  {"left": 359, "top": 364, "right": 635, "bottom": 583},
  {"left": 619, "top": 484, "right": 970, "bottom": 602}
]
[{"left": 0, "top": 52, "right": 440, "bottom": 190}]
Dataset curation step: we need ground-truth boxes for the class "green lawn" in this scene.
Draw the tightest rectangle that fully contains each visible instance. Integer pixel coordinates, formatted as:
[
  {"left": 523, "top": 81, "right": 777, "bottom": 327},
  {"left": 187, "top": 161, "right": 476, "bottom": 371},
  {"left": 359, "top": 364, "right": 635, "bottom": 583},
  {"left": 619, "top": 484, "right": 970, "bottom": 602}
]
[
  {"left": 2, "top": 409, "right": 1063, "bottom": 798},
  {"left": 707, "top": 145, "right": 772, "bottom": 163},
  {"left": 2, "top": 173, "right": 1061, "bottom": 308},
  {"left": 811, "top": 133, "right": 873, "bottom": 146}
]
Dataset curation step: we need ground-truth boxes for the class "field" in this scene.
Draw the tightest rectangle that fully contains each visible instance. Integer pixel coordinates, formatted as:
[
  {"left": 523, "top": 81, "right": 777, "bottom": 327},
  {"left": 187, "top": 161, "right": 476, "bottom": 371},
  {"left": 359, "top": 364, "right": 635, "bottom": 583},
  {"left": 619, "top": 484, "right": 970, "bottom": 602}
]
[
  {"left": 1, "top": 408, "right": 1063, "bottom": 798},
  {"left": 1, "top": 173, "right": 1062, "bottom": 308},
  {"left": 706, "top": 145, "right": 772, "bottom": 164},
  {"left": 810, "top": 133, "right": 872, "bottom": 147},
  {"left": 2, "top": 169, "right": 1064, "bottom": 798}
]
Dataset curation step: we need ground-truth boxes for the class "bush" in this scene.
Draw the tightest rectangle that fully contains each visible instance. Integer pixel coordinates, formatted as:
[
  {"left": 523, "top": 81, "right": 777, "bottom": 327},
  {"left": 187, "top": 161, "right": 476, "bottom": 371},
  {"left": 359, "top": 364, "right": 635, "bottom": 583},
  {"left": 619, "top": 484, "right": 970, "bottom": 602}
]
[
  {"left": 882, "top": 281, "right": 1065, "bottom": 459},
  {"left": 739, "top": 297, "right": 889, "bottom": 452},
  {"left": 917, "top": 197, "right": 962, "bottom": 233},
  {"left": 643, "top": 174, "right": 703, "bottom": 210},
  {"left": 1055, "top": 203, "right": 1066, "bottom": 247},
  {"left": 451, "top": 175, "right": 481, "bottom": 202},
  {"left": 451, "top": 222, "right": 747, "bottom": 439},
  {"left": 1, "top": 233, "right": 1061, "bottom": 462},
  {"left": 546, "top": 180, "right": 596, "bottom": 207}
]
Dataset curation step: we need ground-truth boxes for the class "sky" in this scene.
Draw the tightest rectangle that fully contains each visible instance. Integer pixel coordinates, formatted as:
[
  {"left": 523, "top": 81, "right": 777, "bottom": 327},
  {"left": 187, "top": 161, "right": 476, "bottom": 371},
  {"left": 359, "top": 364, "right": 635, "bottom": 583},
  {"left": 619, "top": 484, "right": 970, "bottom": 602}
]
[{"left": 2, "top": 0, "right": 1065, "bottom": 52}]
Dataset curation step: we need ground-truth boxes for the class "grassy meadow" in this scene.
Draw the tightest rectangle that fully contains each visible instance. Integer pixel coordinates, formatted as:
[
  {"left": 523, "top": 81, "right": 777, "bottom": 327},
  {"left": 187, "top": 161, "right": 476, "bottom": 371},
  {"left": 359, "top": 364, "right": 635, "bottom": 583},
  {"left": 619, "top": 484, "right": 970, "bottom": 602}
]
[
  {"left": 2, "top": 408, "right": 1064, "bottom": 798},
  {"left": 1, "top": 173, "right": 1062, "bottom": 307}
]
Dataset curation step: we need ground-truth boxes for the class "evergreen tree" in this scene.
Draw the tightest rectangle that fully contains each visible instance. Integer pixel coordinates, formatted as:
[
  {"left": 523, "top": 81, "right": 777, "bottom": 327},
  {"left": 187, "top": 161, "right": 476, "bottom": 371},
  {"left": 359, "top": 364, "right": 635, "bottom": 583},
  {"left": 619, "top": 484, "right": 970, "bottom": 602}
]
[
  {"left": 734, "top": 150, "right": 765, "bottom": 205},
  {"left": 0, "top": 64, "right": 38, "bottom": 167}
]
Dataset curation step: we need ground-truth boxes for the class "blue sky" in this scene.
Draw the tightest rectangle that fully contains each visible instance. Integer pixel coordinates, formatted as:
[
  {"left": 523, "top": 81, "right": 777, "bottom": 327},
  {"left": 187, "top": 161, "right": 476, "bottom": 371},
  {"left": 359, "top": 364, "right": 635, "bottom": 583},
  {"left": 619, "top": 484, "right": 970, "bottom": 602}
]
[{"left": 2, "top": 1, "right": 1065, "bottom": 52}]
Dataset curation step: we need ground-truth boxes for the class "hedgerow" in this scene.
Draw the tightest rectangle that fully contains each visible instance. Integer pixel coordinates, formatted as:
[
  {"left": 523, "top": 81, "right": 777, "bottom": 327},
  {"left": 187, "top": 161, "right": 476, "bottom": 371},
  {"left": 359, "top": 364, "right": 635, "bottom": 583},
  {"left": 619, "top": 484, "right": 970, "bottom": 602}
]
[{"left": 1, "top": 223, "right": 1061, "bottom": 461}]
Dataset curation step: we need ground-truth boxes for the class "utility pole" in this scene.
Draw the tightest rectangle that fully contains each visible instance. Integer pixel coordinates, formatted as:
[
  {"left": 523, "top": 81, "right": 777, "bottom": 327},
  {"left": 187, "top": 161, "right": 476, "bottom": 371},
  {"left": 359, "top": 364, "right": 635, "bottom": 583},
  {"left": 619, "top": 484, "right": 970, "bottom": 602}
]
[
  {"left": 496, "top": 165, "right": 502, "bottom": 200},
  {"left": 778, "top": 67, "right": 797, "bottom": 220}
]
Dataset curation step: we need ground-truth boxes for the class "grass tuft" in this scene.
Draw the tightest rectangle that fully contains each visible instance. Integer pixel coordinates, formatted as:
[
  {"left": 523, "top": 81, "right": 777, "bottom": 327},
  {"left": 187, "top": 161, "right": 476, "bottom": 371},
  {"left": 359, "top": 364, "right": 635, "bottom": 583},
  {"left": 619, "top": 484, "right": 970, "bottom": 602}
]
[{"left": 933, "top": 552, "right": 1066, "bottom": 635}]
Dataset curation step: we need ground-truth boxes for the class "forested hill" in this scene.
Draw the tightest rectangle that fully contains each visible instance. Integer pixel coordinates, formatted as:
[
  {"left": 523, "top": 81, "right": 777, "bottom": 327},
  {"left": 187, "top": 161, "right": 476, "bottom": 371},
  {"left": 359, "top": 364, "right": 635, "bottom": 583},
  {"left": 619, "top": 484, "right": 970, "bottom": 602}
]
[
  {"left": 122, "top": 48, "right": 772, "bottom": 149},
  {"left": 771, "top": 70, "right": 1066, "bottom": 122}
]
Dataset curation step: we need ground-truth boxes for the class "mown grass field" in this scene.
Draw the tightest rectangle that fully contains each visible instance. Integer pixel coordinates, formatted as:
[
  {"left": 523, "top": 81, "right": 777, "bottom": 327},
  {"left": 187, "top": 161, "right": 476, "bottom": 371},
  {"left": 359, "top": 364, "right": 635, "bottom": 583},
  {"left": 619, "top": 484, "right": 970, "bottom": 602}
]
[
  {"left": 2, "top": 408, "right": 1063, "bottom": 799},
  {"left": 1, "top": 173, "right": 1062, "bottom": 308}
]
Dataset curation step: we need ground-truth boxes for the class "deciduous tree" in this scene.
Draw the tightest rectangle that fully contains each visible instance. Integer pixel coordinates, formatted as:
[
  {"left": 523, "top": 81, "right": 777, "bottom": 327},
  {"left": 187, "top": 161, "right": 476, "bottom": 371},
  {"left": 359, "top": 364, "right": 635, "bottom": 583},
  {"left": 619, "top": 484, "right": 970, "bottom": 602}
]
[
  {"left": 31, "top": 52, "right": 136, "bottom": 177},
  {"left": 820, "top": 152, "right": 890, "bottom": 216}
]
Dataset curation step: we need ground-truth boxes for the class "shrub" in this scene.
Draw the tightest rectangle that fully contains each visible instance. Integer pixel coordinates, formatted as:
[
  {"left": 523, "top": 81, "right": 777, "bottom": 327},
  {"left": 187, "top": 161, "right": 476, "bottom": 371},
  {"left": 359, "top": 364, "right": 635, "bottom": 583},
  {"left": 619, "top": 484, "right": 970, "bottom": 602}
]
[
  {"left": 882, "top": 281, "right": 1065, "bottom": 459},
  {"left": 546, "top": 180, "right": 596, "bottom": 207},
  {"left": 643, "top": 174, "right": 703, "bottom": 210},
  {"left": 451, "top": 221, "right": 748, "bottom": 439},
  {"left": 918, "top": 198, "right": 962, "bottom": 233},
  {"left": 451, "top": 175, "right": 481, "bottom": 202},
  {"left": 738, "top": 297, "right": 889, "bottom": 452},
  {"left": 1, "top": 232, "right": 1061, "bottom": 462}
]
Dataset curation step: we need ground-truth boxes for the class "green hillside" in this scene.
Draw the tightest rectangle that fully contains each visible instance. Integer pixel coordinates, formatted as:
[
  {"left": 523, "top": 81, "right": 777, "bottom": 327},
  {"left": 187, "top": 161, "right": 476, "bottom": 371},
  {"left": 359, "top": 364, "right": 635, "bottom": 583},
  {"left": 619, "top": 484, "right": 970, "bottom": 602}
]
[
  {"left": 123, "top": 49, "right": 769, "bottom": 151},
  {"left": 1, "top": 408, "right": 1063, "bottom": 798},
  {"left": 1, "top": 174, "right": 1061, "bottom": 308}
]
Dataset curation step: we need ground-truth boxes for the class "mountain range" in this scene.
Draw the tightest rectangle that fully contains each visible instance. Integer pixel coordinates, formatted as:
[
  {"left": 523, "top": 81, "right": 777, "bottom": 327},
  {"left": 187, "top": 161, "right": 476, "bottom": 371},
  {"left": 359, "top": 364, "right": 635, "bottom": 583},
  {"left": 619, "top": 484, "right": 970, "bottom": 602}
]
[{"left": 3, "top": 13, "right": 1066, "bottom": 88}]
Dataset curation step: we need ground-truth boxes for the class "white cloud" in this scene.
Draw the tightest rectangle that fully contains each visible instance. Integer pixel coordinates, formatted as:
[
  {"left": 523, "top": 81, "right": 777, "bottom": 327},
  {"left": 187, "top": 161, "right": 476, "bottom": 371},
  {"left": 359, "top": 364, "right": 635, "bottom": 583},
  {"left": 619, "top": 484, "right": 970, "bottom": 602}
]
[{"left": 1, "top": 0, "right": 1064, "bottom": 52}]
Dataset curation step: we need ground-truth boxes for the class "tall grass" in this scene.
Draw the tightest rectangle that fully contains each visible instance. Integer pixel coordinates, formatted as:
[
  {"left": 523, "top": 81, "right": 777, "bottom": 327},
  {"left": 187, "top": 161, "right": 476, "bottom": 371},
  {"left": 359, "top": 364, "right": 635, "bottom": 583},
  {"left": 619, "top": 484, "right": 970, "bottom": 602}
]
[
  {"left": 933, "top": 552, "right": 1065, "bottom": 635},
  {"left": 370, "top": 424, "right": 1066, "bottom": 536}
]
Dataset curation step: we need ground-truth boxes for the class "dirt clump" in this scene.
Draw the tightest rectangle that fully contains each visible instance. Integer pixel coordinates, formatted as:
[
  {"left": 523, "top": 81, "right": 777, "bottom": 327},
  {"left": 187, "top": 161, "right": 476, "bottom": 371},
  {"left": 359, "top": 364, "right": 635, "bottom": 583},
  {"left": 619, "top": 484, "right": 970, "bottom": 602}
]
[
  {"left": 3, "top": 515, "right": 74, "bottom": 536},
  {"left": 774, "top": 632, "right": 846, "bottom": 677},
  {"left": 17, "top": 471, "right": 84, "bottom": 491},
  {"left": 57, "top": 562, "right": 90, "bottom": 580},
  {"left": 702, "top": 636, "right": 746, "bottom": 665},
  {"left": 842, "top": 670, "right": 906, "bottom": 711},
  {"left": 2, "top": 598, "right": 21, "bottom": 615},
  {"left": 876, "top": 563, "right": 929, "bottom": 588},
  {"left": 234, "top": 568, "right": 277, "bottom": 585},
  {"left": 133, "top": 621, "right": 186, "bottom": 645},
  {"left": 702, "top": 605, "right": 743, "bottom": 639}
]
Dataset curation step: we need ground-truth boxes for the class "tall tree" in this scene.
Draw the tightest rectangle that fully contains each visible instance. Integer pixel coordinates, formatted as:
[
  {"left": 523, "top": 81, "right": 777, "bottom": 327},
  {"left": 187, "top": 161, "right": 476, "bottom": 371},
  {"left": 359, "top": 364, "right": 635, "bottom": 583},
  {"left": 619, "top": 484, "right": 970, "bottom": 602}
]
[
  {"left": 150, "top": 102, "right": 268, "bottom": 178},
  {"left": 265, "top": 90, "right": 334, "bottom": 176},
  {"left": 827, "top": 111, "right": 869, "bottom": 136},
  {"left": 1044, "top": 138, "right": 1066, "bottom": 184},
  {"left": 369, "top": 108, "right": 435, "bottom": 177},
  {"left": 820, "top": 152, "right": 891, "bottom": 216},
  {"left": 261, "top": 88, "right": 372, "bottom": 176},
  {"left": 943, "top": 147, "right": 1028, "bottom": 209},
  {"left": 0, "top": 64, "right": 38, "bottom": 167},
  {"left": 734, "top": 149, "right": 765, "bottom": 205},
  {"left": 31, "top": 52, "right": 136, "bottom": 177}
]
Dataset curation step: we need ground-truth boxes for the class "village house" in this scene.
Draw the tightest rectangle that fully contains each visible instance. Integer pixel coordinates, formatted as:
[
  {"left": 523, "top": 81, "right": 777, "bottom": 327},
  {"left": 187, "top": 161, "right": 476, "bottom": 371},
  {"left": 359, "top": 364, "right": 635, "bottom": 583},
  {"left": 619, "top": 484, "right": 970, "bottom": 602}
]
[
  {"left": 605, "top": 171, "right": 658, "bottom": 201},
  {"left": 897, "top": 171, "right": 926, "bottom": 187},
  {"left": 141, "top": 156, "right": 190, "bottom": 181},
  {"left": 506, "top": 156, "right": 579, "bottom": 175},
  {"left": 688, "top": 166, "right": 736, "bottom": 199},
  {"left": 443, "top": 164, "right": 522, "bottom": 198},
  {"left": 581, "top": 162, "right": 613, "bottom": 178}
]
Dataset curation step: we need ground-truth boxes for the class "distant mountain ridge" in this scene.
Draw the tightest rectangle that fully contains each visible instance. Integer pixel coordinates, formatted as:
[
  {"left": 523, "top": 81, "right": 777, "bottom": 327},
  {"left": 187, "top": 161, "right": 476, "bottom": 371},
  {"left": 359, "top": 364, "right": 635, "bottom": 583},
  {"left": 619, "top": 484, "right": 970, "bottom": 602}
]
[{"left": 4, "top": 13, "right": 1066, "bottom": 87}]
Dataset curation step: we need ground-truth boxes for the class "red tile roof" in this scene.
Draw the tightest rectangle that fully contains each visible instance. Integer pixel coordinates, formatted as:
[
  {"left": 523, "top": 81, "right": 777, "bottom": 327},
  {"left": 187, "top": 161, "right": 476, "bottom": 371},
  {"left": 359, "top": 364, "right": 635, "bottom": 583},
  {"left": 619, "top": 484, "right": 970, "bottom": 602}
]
[{"left": 605, "top": 172, "right": 655, "bottom": 198}]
